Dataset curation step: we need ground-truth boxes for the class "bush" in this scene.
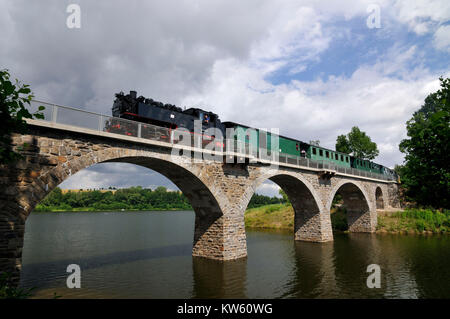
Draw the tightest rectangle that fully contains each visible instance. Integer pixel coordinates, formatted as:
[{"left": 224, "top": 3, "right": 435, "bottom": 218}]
[
  {"left": 331, "top": 207, "right": 348, "bottom": 231},
  {"left": 394, "top": 208, "right": 450, "bottom": 232},
  {"left": 264, "top": 205, "right": 283, "bottom": 214},
  {"left": 0, "top": 272, "right": 34, "bottom": 299},
  {"left": 415, "top": 220, "right": 426, "bottom": 232}
]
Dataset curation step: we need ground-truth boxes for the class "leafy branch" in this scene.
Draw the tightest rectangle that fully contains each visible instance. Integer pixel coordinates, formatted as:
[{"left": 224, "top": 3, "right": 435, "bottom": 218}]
[{"left": 0, "top": 68, "right": 45, "bottom": 164}]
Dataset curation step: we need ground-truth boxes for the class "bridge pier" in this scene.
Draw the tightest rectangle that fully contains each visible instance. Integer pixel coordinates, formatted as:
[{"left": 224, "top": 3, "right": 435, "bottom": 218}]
[
  {"left": 193, "top": 213, "right": 247, "bottom": 260},
  {"left": 347, "top": 210, "right": 377, "bottom": 233},
  {"left": 0, "top": 213, "right": 25, "bottom": 285}
]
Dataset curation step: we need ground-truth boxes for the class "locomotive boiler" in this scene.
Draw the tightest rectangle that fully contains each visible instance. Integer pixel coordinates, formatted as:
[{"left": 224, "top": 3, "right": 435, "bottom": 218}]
[{"left": 110, "top": 91, "right": 225, "bottom": 137}]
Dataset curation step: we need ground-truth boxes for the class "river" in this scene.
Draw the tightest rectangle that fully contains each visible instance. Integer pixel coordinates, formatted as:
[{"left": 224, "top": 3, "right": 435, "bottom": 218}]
[{"left": 19, "top": 211, "right": 450, "bottom": 298}]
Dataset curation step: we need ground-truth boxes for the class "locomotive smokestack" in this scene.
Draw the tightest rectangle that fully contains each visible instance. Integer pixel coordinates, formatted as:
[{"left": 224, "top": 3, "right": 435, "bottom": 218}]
[{"left": 130, "top": 90, "right": 137, "bottom": 99}]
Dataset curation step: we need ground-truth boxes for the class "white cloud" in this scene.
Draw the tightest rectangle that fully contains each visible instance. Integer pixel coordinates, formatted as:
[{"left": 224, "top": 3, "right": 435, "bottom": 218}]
[
  {"left": 390, "top": 0, "right": 450, "bottom": 51},
  {"left": 59, "top": 163, "right": 178, "bottom": 190},
  {"left": 181, "top": 45, "right": 446, "bottom": 168},
  {"left": 433, "top": 25, "right": 450, "bottom": 52},
  {"left": 393, "top": 0, "right": 450, "bottom": 34},
  {"left": 1, "top": 0, "right": 448, "bottom": 190},
  {"left": 255, "top": 181, "right": 282, "bottom": 198}
]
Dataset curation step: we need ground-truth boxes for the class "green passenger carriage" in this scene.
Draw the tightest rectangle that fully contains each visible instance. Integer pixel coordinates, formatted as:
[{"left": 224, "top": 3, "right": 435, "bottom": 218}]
[{"left": 223, "top": 121, "right": 395, "bottom": 180}]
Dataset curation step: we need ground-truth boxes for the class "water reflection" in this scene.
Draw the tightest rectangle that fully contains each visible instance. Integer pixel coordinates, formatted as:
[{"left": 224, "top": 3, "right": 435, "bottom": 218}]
[
  {"left": 332, "top": 234, "right": 388, "bottom": 298},
  {"left": 192, "top": 257, "right": 247, "bottom": 298},
  {"left": 281, "top": 241, "right": 337, "bottom": 298},
  {"left": 21, "top": 244, "right": 191, "bottom": 292},
  {"left": 19, "top": 212, "right": 450, "bottom": 298}
]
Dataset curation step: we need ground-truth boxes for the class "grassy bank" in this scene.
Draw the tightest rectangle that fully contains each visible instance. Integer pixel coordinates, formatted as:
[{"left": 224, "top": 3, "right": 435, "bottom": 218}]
[
  {"left": 244, "top": 204, "right": 450, "bottom": 234},
  {"left": 377, "top": 209, "right": 450, "bottom": 234},
  {"left": 244, "top": 203, "right": 294, "bottom": 230}
]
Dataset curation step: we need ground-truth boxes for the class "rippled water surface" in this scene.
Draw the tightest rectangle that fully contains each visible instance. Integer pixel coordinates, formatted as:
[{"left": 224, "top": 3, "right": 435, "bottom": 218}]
[{"left": 20, "top": 211, "right": 450, "bottom": 298}]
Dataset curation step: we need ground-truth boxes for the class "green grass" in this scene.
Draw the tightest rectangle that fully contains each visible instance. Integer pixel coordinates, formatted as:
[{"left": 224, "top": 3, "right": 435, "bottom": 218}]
[
  {"left": 244, "top": 204, "right": 348, "bottom": 232},
  {"left": 245, "top": 203, "right": 294, "bottom": 230},
  {"left": 377, "top": 208, "right": 450, "bottom": 234},
  {"left": 0, "top": 272, "right": 34, "bottom": 299},
  {"left": 245, "top": 204, "right": 450, "bottom": 235}
]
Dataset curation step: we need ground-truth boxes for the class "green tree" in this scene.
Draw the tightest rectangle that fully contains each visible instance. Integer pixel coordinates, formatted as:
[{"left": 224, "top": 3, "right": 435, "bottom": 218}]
[
  {"left": 278, "top": 189, "right": 289, "bottom": 203},
  {"left": 335, "top": 126, "right": 379, "bottom": 160},
  {"left": 335, "top": 134, "right": 351, "bottom": 154},
  {"left": 155, "top": 186, "right": 167, "bottom": 193},
  {"left": 0, "top": 69, "right": 44, "bottom": 164},
  {"left": 399, "top": 77, "right": 449, "bottom": 208}
]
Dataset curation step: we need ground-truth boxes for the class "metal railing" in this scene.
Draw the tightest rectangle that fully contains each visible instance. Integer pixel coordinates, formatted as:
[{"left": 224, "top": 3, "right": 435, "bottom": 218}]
[{"left": 28, "top": 100, "right": 397, "bottom": 182}]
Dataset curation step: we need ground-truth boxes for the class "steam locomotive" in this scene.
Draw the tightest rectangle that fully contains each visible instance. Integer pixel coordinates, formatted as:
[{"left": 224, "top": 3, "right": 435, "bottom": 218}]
[
  {"left": 107, "top": 91, "right": 398, "bottom": 180},
  {"left": 108, "top": 90, "right": 225, "bottom": 139}
]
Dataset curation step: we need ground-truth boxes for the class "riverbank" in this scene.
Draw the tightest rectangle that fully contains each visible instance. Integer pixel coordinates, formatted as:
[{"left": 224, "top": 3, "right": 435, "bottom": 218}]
[
  {"left": 377, "top": 209, "right": 449, "bottom": 234},
  {"left": 244, "top": 204, "right": 450, "bottom": 234},
  {"left": 244, "top": 203, "right": 294, "bottom": 230},
  {"left": 33, "top": 203, "right": 449, "bottom": 235}
]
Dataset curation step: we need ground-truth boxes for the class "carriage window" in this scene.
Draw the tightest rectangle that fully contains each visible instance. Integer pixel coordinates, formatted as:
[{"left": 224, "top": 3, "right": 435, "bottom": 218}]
[
  {"left": 346, "top": 157, "right": 349, "bottom": 163},
  {"left": 319, "top": 150, "right": 323, "bottom": 156},
  {"left": 335, "top": 154, "right": 338, "bottom": 160},
  {"left": 340, "top": 155, "right": 344, "bottom": 161},
  {"left": 312, "top": 148, "right": 317, "bottom": 155},
  {"left": 326, "top": 151, "right": 329, "bottom": 158}
]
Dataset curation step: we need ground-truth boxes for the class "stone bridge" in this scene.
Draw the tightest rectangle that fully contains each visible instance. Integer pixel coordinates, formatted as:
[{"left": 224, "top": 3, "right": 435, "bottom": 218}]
[{"left": 0, "top": 114, "right": 400, "bottom": 285}]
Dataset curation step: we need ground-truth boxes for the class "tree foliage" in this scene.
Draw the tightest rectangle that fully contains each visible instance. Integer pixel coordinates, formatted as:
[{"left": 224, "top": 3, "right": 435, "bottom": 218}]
[
  {"left": 0, "top": 69, "right": 44, "bottom": 164},
  {"left": 0, "top": 272, "right": 34, "bottom": 299},
  {"left": 247, "top": 193, "right": 286, "bottom": 209},
  {"left": 278, "top": 189, "right": 289, "bottom": 203},
  {"left": 36, "top": 186, "right": 288, "bottom": 211},
  {"left": 335, "top": 134, "right": 351, "bottom": 154},
  {"left": 36, "top": 186, "right": 193, "bottom": 211},
  {"left": 335, "top": 126, "right": 379, "bottom": 160},
  {"left": 399, "top": 77, "right": 450, "bottom": 209}
]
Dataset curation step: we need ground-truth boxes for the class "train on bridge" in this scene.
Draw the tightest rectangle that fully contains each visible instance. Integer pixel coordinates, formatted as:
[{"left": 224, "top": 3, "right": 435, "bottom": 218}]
[{"left": 107, "top": 90, "right": 398, "bottom": 181}]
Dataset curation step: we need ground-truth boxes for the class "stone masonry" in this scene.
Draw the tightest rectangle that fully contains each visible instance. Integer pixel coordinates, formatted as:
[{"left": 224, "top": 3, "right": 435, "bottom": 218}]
[{"left": 0, "top": 124, "right": 401, "bottom": 285}]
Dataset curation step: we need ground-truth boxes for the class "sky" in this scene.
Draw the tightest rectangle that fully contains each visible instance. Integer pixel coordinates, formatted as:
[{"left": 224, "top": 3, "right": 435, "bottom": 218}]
[{"left": 1, "top": 0, "right": 449, "bottom": 197}]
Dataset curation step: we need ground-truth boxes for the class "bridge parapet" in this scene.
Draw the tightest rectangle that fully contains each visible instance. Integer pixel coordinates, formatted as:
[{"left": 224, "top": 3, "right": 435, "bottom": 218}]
[{"left": 26, "top": 100, "right": 397, "bottom": 183}]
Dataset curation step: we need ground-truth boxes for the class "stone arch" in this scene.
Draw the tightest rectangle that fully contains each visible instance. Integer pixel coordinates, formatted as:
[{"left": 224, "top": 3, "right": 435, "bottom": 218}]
[
  {"left": 327, "top": 180, "right": 376, "bottom": 233},
  {"left": 2, "top": 146, "right": 240, "bottom": 286},
  {"left": 23, "top": 149, "right": 224, "bottom": 220},
  {"left": 375, "top": 186, "right": 384, "bottom": 210},
  {"left": 245, "top": 169, "right": 333, "bottom": 242}
]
